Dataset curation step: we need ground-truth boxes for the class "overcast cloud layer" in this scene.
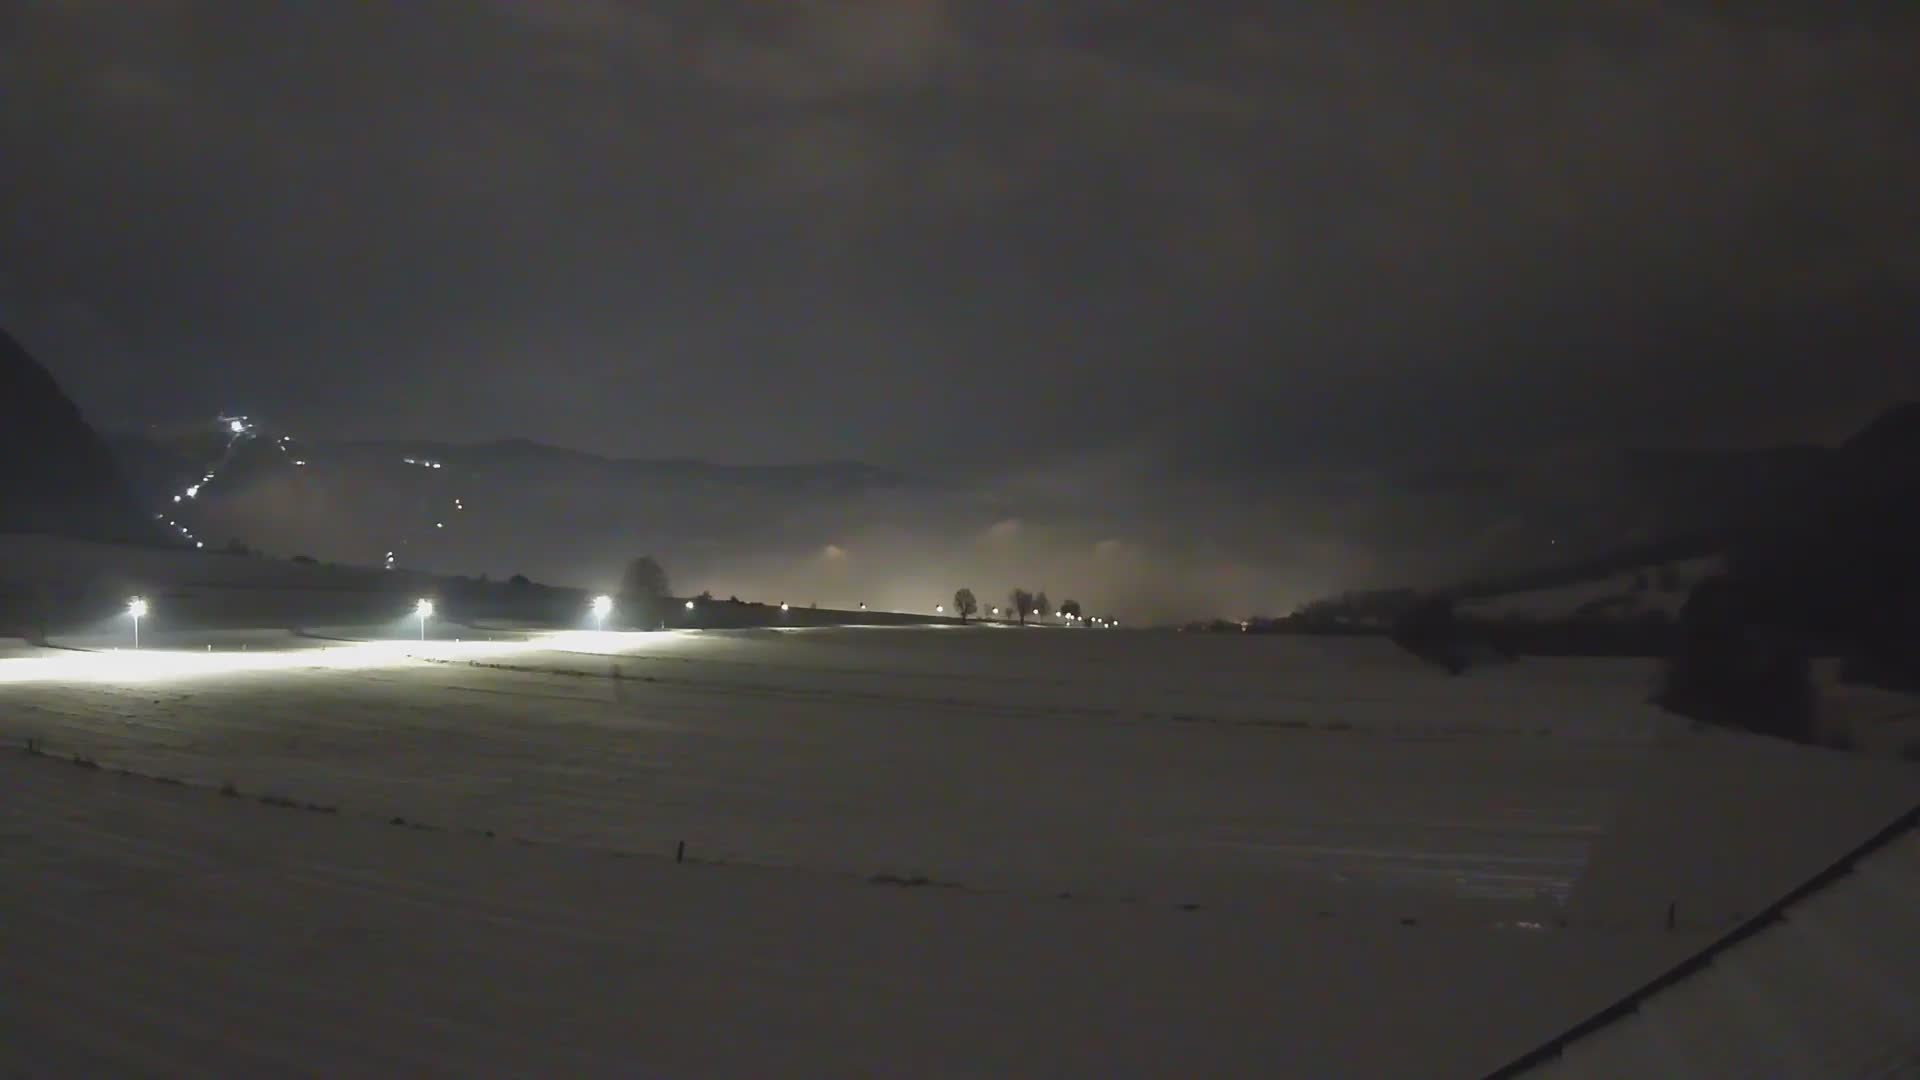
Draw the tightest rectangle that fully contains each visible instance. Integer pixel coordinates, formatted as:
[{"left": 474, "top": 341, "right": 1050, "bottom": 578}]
[{"left": 4, "top": 2, "right": 1918, "bottom": 541}]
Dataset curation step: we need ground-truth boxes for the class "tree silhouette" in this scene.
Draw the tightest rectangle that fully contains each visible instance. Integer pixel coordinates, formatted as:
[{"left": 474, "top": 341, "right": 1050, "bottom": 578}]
[
  {"left": 1034, "top": 592, "right": 1051, "bottom": 620},
  {"left": 619, "top": 555, "right": 671, "bottom": 628},
  {"left": 1060, "top": 599, "right": 1082, "bottom": 620},
  {"left": 953, "top": 588, "right": 978, "bottom": 622},
  {"left": 1009, "top": 588, "right": 1035, "bottom": 625}
]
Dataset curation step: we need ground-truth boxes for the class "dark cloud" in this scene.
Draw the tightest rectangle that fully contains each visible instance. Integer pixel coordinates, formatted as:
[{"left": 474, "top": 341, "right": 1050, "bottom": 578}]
[{"left": 4, "top": 2, "right": 1917, "bottom": 469}]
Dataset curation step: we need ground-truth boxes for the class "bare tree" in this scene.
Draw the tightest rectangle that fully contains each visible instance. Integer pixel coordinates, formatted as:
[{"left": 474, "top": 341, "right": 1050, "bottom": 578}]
[
  {"left": 953, "top": 588, "right": 978, "bottom": 622},
  {"left": 1034, "top": 591, "right": 1051, "bottom": 620},
  {"left": 1010, "top": 588, "right": 1035, "bottom": 625}
]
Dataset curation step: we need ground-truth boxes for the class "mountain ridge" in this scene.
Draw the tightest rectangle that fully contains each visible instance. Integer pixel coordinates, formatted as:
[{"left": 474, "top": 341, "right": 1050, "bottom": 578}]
[{"left": 0, "top": 327, "right": 154, "bottom": 543}]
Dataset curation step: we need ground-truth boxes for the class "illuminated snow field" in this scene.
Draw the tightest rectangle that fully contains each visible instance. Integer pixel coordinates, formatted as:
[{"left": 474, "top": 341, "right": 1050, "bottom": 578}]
[{"left": 3, "top": 626, "right": 1915, "bottom": 1076}]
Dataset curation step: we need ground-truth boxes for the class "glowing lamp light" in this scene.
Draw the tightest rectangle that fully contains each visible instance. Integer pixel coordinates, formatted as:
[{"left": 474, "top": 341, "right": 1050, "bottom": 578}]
[
  {"left": 780, "top": 602, "right": 790, "bottom": 612},
  {"left": 935, "top": 604, "right": 944, "bottom": 613},
  {"left": 590, "top": 594, "right": 613, "bottom": 630},
  {"left": 414, "top": 598, "right": 434, "bottom": 641},
  {"left": 229, "top": 419, "right": 246, "bottom": 434},
  {"left": 685, "top": 600, "right": 696, "bottom": 611}
]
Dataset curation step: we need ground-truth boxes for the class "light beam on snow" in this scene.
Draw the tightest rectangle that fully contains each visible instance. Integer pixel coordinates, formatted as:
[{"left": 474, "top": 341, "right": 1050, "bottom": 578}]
[{"left": 0, "top": 631, "right": 706, "bottom": 686}]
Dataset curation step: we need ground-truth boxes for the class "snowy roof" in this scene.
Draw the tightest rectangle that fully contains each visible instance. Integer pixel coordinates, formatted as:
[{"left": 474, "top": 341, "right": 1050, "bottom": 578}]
[{"left": 1496, "top": 805, "right": 1920, "bottom": 1078}]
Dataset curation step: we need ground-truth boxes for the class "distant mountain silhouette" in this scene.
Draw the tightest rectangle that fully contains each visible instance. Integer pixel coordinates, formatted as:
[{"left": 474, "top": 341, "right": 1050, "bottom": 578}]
[
  {"left": 0, "top": 328, "right": 153, "bottom": 542},
  {"left": 105, "top": 425, "right": 928, "bottom": 587},
  {"left": 1428, "top": 406, "right": 1918, "bottom": 597},
  {"left": 1838, "top": 400, "right": 1920, "bottom": 459}
]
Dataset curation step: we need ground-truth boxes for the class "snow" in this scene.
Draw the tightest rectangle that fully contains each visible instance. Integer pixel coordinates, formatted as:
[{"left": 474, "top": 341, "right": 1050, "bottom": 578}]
[
  {"left": 1523, "top": 823, "right": 1920, "bottom": 1077},
  {"left": 1815, "top": 664, "right": 1920, "bottom": 759},
  {"left": 3, "top": 627, "right": 1915, "bottom": 1076},
  {"left": 1463, "top": 557, "right": 1724, "bottom": 622},
  {"left": 0, "top": 533, "right": 388, "bottom": 589}
]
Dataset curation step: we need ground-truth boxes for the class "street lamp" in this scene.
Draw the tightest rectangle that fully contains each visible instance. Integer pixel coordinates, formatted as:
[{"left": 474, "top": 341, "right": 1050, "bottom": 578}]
[
  {"left": 415, "top": 598, "right": 434, "bottom": 640},
  {"left": 936, "top": 604, "right": 944, "bottom": 614},
  {"left": 127, "top": 597, "right": 148, "bottom": 649},
  {"left": 590, "top": 594, "right": 613, "bottom": 631}
]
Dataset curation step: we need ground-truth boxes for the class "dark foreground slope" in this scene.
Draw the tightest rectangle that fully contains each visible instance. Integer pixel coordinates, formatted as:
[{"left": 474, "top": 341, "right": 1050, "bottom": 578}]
[{"left": 0, "top": 328, "right": 151, "bottom": 543}]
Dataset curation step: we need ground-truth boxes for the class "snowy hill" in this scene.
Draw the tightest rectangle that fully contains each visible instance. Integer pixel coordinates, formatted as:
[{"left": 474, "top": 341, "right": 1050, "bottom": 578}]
[
  {"left": 1445, "top": 403, "right": 1919, "bottom": 617},
  {"left": 107, "top": 421, "right": 931, "bottom": 592}
]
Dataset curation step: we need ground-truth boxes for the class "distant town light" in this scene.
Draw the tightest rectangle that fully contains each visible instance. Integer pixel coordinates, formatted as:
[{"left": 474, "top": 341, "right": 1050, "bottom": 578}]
[
  {"left": 229, "top": 419, "right": 246, "bottom": 434},
  {"left": 685, "top": 600, "right": 696, "bottom": 610},
  {"left": 780, "top": 602, "right": 790, "bottom": 612},
  {"left": 185, "top": 485, "right": 200, "bottom": 499},
  {"left": 935, "top": 604, "right": 944, "bottom": 613}
]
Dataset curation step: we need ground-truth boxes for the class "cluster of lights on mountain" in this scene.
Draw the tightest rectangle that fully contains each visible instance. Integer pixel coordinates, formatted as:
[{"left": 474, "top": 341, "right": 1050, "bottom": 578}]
[
  {"left": 153, "top": 414, "right": 258, "bottom": 549},
  {"left": 151, "top": 418, "right": 1122, "bottom": 630},
  {"left": 154, "top": 414, "right": 480, "bottom": 577}
]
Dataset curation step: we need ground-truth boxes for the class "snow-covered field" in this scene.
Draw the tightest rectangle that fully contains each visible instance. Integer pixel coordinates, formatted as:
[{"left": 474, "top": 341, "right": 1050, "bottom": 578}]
[
  {"left": 3, "top": 626, "right": 1915, "bottom": 1076},
  {"left": 1461, "top": 556, "right": 1723, "bottom": 622}
]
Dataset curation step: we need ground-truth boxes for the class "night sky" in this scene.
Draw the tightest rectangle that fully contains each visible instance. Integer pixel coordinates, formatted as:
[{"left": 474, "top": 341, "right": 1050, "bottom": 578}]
[{"left": 4, "top": 2, "right": 1918, "bottom": 473}]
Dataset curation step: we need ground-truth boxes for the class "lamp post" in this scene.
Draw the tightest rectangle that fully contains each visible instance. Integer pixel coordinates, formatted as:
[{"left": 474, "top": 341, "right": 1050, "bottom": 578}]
[
  {"left": 127, "top": 597, "right": 148, "bottom": 649},
  {"left": 415, "top": 598, "right": 434, "bottom": 641},
  {"left": 591, "top": 594, "right": 613, "bottom": 631}
]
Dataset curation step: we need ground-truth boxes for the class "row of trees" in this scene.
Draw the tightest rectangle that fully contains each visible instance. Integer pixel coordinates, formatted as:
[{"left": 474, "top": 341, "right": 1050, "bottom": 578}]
[
  {"left": 615, "top": 556, "right": 1103, "bottom": 630},
  {"left": 951, "top": 587, "right": 1088, "bottom": 625}
]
